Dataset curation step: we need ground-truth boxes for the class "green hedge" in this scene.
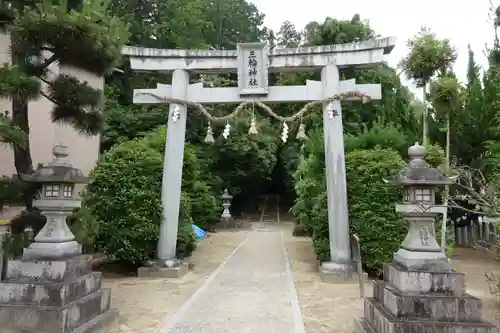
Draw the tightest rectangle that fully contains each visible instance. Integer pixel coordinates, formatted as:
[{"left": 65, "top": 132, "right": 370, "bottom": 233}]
[
  {"left": 291, "top": 129, "right": 407, "bottom": 276},
  {"left": 345, "top": 149, "right": 407, "bottom": 275},
  {"left": 81, "top": 127, "right": 217, "bottom": 267}
]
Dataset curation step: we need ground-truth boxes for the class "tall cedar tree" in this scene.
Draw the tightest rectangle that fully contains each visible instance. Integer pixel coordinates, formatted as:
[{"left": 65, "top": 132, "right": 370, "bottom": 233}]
[{"left": 0, "top": 0, "right": 129, "bottom": 179}]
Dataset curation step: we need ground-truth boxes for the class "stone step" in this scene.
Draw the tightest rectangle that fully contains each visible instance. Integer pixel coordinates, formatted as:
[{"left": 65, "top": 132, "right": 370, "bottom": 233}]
[
  {"left": 5, "top": 255, "right": 92, "bottom": 283},
  {"left": 0, "top": 272, "right": 102, "bottom": 306},
  {"left": 354, "top": 317, "right": 377, "bottom": 333},
  {"left": 373, "top": 280, "right": 482, "bottom": 322},
  {"left": 383, "top": 262, "right": 466, "bottom": 296},
  {"left": 0, "top": 288, "right": 112, "bottom": 333},
  {"left": 364, "top": 297, "right": 498, "bottom": 333}
]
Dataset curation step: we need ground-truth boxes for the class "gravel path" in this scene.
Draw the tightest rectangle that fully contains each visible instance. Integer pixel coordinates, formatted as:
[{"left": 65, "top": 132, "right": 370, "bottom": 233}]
[
  {"left": 96, "top": 230, "right": 250, "bottom": 333},
  {"left": 161, "top": 223, "right": 305, "bottom": 333},
  {"left": 94, "top": 216, "right": 500, "bottom": 333}
]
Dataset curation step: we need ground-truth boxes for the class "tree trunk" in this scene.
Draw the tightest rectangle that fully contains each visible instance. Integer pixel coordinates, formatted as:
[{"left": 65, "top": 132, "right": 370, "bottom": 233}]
[
  {"left": 11, "top": 97, "right": 34, "bottom": 209},
  {"left": 422, "top": 83, "right": 428, "bottom": 148},
  {"left": 11, "top": 98, "right": 32, "bottom": 175},
  {"left": 441, "top": 115, "right": 451, "bottom": 252}
]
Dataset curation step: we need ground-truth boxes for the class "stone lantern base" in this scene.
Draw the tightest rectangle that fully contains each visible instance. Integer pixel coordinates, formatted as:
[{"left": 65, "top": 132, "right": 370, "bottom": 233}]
[
  {"left": 355, "top": 262, "right": 498, "bottom": 333},
  {"left": 0, "top": 255, "right": 118, "bottom": 333}
]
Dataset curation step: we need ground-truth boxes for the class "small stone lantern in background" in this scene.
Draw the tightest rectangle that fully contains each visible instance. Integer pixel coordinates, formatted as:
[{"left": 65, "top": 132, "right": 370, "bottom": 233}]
[
  {"left": 391, "top": 142, "right": 452, "bottom": 271},
  {"left": 20, "top": 145, "right": 88, "bottom": 259},
  {"left": 220, "top": 189, "right": 233, "bottom": 227}
]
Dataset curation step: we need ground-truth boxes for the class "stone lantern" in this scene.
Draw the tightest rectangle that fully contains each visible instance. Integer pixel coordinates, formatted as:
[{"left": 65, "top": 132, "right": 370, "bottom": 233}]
[
  {"left": 20, "top": 144, "right": 88, "bottom": 259},
  {"left": 355, "top": 142, "right": 498, "bottom": 333},
  {"left": 220, "top": 189, "right": 233, "bottom": 224},
  {"left": 391, "top": 142, "right": 452, "bottom": 271}
]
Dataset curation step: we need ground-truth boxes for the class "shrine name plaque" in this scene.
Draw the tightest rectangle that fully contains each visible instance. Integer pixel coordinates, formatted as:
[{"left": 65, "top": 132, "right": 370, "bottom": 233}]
[{"left": 237, "top": 42, "right": 269, "bottom": 96}]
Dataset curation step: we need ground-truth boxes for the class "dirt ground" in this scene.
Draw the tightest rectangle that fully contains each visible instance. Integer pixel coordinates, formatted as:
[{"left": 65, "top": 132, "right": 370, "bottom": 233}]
[
  {"left": 283, "top": 224, "right": 500, "bottom": 332},
  {"left": 282, "top": 223, "right": 369, "bottom": 333},
  {"left": 97, "top": 224, "right": 500, "bottom": 333},
  {"left": 97, "top": 230, "right": 249, "bottom": 333},
  {"left": 451, "top": 247, "right": 500, "bottom": 327}
]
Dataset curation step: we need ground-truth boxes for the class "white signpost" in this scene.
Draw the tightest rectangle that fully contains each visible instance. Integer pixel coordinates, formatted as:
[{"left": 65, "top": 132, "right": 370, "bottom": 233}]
[{"left": 122, "top": 37, "right": 396, "bottom": 280}]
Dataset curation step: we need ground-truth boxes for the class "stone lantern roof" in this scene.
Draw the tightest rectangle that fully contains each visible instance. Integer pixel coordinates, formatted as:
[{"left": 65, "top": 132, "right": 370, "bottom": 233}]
[
  {"left": 392, "top": 142, "right": 452, "bottom": 186},
  {"left": 20, "top": 145, "right": 88, "bottom": 184},
  {"left": 221, "top": 189, "right": 233, "bottom": 200}
]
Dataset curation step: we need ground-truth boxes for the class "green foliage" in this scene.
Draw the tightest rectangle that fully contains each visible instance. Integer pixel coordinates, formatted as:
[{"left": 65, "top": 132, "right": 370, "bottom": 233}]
[
  {"left": 81, "top": 141, "right": 165, "bottom": 265},
  {"left": 0, "top": 112, "right": 28, "bottom": 149},
  {"left": 0, "top": 64, "right": 40, "bottom": 101},
  {"left": 82, "top": 127, "right": 218, "bottom": 266},
  {"left": 140, "top": 128, "right": 220, "bottom": 229},
  {"left": 344, "top": 123, "right": 409, "bottom": 155},
  {"left": 425, "top": 143, "right": 446, "bottom": 168},
  {"left": 199, "top": 116, "right": 278, "bottom": 200},
  {"left": 1, "top": 208, "right": 47, "bottom": 258},
  {"left": 305, "top": 14, "right": 374, "bottom": 46},
  {"left": 0, "top": 176, "right": 27, "bottom": 210},
  {"left": 399, "top": 27, "right": 457, "bottom": 86},
  {"left": 292, "top": 129, "right": 407, "bottom": 275},
  {"left": 430, "top": 77, "right": 461, "bottom": 117},
  {"left": 1, "top": 232, "right": 31, "bottom": 259},
  {"left": 290, "top": 129, "right": 325, "bottom": 229},
  {"left": 101, "top": 86, "right": 167, "bottom": 150},
  {"left": 0, "top": 0, "right": 130, "bottom": 182},
  {"left": 48, "top": 75, "right": 103, "bottom": 135},
  {"left": 346, "top": 149, "right": 407, "bottom": 275},
  {"left": 12, "top": 0, "right": 130, "bottom": 75}
]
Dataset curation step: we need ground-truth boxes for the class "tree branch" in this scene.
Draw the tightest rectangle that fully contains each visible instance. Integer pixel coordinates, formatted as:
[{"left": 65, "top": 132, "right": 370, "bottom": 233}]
[
  {"left": 38, "top": 76, "right": 51, "bottom": 86},
  {"left": 39, "top": 54, "right": 57, "bottom": 72},
  {"left": 448, "top": 201, "right": 485, "bottom": 215},
  {"left": 39, "top": 90, "right": 59, "bottom": 106}
]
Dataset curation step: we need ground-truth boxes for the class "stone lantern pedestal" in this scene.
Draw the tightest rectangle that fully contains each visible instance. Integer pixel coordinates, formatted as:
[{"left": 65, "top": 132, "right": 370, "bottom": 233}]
[
  {"left": 0, "top": 145, "right": 117, "bottom": 333},
  {"left": 355, "top": 143, "right": 499, "bottom": 333}
]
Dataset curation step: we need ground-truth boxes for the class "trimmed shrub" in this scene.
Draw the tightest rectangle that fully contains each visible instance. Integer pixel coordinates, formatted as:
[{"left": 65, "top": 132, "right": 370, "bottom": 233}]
[
  {"left": 82, "top": 139, "right": 168, "bottom": 266},
  {"left": 345, "top": 149, "right": 407, "bottom": 276},
  {"left": 141, "top": 128, "right": 219, "bottom": 230},
  {"left": 291, "top": 130, "right": 407, "bottom": 276},
  {"left": 81, "top": 127, "right": 216, "bottom": 267}
]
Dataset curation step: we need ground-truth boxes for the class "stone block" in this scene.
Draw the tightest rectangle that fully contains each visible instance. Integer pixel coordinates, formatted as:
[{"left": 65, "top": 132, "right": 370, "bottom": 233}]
[
  {"left": 374, "top": 280, "right": 483, "bottom": 322},
  {"left": 0, "top": 288, "right": 113, "bottom": 333},
  {"left": 318, "top": 260, "right": 368, "bottom": 284},
  {"left": 319, "top": 269, "right": 367, "bottom": 284},
  {"left": 0, "top": 272, "right": 102, "bottom": 306},
  {"left": 354, "top": 317, "right": 377, "bottom": 333},
  {"left": 384, "top": 262, "right": 466, "bottom": 296},
  {"left": 5, "top": 255, "right": 92, "bottom": 282},
  {"left": 363, "top": 297, "right": 498, "bottom": 333},
  {"left": 23, "top": 240, "right": 82, "bottom": 261},
  {"left": 137, "top": 262, "right": 189, "bottom": 278}
]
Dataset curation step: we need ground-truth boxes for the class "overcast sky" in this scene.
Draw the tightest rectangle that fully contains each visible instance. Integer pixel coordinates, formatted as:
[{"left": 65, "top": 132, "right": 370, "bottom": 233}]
[{"left": 250, "top": 0, "right": 495, "bottom": 92}]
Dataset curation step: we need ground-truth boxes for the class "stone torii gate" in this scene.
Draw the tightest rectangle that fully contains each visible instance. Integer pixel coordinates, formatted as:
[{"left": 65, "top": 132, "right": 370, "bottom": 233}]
[{"left": 122, "top": 37, "right": 396, "bottom": 280}]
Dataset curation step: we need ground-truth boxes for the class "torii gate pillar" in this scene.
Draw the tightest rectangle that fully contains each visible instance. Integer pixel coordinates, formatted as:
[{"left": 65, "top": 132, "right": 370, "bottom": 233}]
[
  {"left": 123, "top": 37, "right": 396, "bottom": 280},
  {"left": 320, "top": 64, "right": 353, "bottom": 277}
]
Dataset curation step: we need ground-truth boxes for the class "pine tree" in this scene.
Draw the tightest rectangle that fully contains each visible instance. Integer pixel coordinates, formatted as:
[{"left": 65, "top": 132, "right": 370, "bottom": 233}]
[
  {"left": 0, "top": 111, "right": 26, "bottom": 148},
  {"left": 0, "top": 0, "right": 129, "bottom": 177}
]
